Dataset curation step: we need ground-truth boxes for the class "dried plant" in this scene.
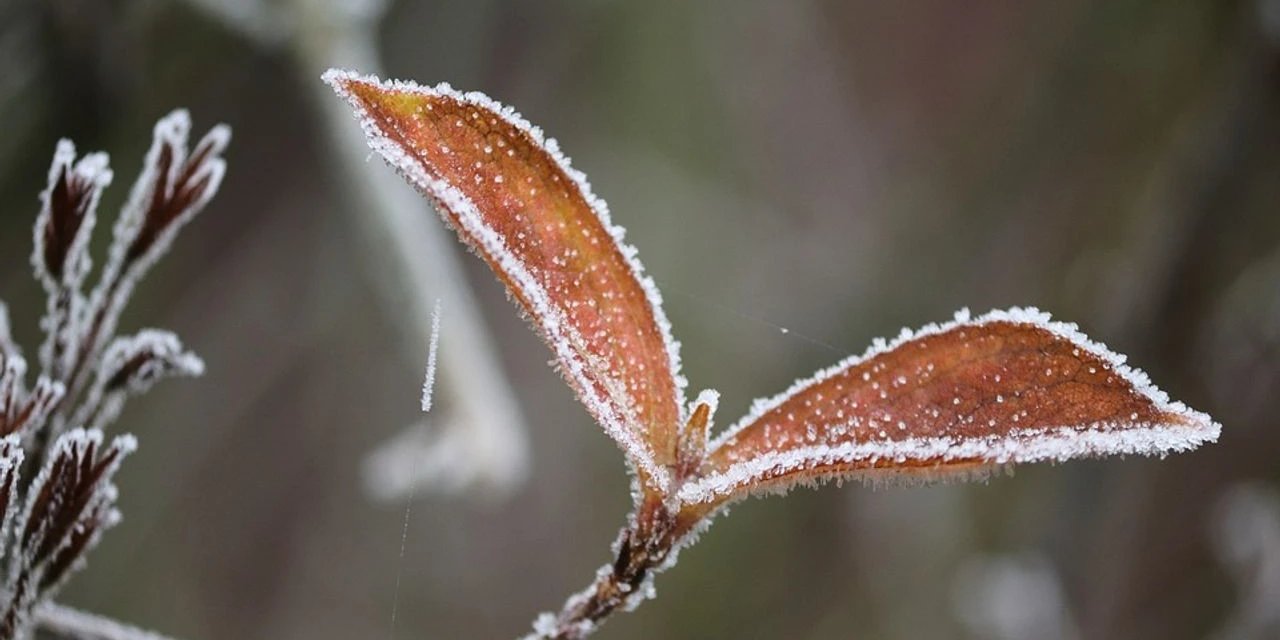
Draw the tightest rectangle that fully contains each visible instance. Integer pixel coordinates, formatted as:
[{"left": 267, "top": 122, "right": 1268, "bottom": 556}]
[
  {"left": 324, "top": 69, "right": 1221, "bottom": 639},
  {"left": 0, "top": 110, "right": 228, "bottom": 639}
]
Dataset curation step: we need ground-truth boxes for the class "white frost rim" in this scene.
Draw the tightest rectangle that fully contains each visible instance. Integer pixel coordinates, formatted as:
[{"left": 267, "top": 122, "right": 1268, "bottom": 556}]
[
  {"left": 681, "top": 419, "right": 1220, "bottom": 505},
  {"left": 708, "top": 306, "right": 1217, "bottom": 452},
  {"left": 323, "top": 68, "right": 690, "bottom": 486}
]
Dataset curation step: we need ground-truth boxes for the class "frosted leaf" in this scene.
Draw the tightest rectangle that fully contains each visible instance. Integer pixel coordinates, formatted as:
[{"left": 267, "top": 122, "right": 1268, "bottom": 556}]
[
  {"left": 6, "top": 428, "right": 135, "bottom": 624},
  {"left": 31, "top": 139, "right": 112, "bottom": 294},
  {"left": 0, "top": 107, "right": 231, "bottom": 640},
  {"left": 74, "top": 330, "right": 204, "bottom": 431},
  {"left": 106, "top": 110, "right": 230, "bottom": 281},
  {"left": 89, "top": 111, "right": 229, "bottom": 370},
  {"left": 680, "top": 307, "right": 1220, "bottom": 507},
  {"left": 676, "top": 389, "right": 719, "bottom": 479},
  {"left": 0, "top": 354, "right": 66, "bottom": 439},
  {"left": 0, "top": 435, "right": 24, "bottom": 565},
  {"left": 32, "top": 141, "right": 113, "bottom": 381},
  {"left": 97, "top": 330, "right": 205, "bottom": 393},
  {"left": 325, "top": 69, "right": 686, "bottom": 489}
]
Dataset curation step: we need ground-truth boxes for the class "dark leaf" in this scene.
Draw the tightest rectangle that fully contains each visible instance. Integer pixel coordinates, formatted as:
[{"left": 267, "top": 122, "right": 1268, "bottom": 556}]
[{"left": 33, "top": 142, "right": 111, "bottom": 291}]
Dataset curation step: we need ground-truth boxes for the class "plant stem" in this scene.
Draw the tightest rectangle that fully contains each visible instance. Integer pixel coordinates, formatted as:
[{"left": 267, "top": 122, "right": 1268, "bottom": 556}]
[
  {"left": 35, "top": 602, "right": 177, "bottom": 640},
  {"left": 534, "top": 499, "right": 680, "bottom": 640}
]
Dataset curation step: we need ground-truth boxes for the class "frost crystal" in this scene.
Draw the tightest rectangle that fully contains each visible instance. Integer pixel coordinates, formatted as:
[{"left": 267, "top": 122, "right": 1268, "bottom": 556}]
[
  {"left": 324, "top": 70, "right": 1223, "bottom": 640},
  {"left": 75, "top": 330, "right": 205, "bottom": 432},
  {"left": 324, "top": 69, "right": 688, "bottom": 489},
  {"left": 420, "top": 299, "right": 442, "bottom": 414},
  {"left": 0, "top": 109, "right": 226, "bottom": 639},
  {"left": 88, "top": 111, "right": 229, "bottom": 380},
  {"left": 2, "top": 429, "right": 136, "bottom": 634},
  {"left": 688, "top": 307, "right": 1220, "bottom": 507}
]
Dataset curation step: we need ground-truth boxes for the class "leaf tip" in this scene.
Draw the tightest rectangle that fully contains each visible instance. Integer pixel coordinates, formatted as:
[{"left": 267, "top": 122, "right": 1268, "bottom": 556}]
[{"left": 320, "top": 67, "right": 366, "bottom": 95}]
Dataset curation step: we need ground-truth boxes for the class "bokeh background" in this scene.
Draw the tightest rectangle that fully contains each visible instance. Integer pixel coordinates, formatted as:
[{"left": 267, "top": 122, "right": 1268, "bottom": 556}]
[{"left": 3, "top": 1, "right": 1279, "bottom": 639}]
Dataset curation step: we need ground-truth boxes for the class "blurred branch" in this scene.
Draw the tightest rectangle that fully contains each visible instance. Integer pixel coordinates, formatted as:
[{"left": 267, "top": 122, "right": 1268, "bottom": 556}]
[
  {"left": 1210, "top": 484, "right": 1280, "bottom": 640},
  {"left": 35, "top": 603, "right": 177, "bottom": 640},
  {"left": 952, "top": 552, "right": 1079, "bottom": 640},
  {"left": 183, "top": 0, "right": 530, "bottom": 500}
]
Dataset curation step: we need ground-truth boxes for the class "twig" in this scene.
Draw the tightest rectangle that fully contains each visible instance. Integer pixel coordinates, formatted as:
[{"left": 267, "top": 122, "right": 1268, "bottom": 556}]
[
  {"left": 527, "top": 499, "right": 679, "bottom": 640},
  {"left": 35, "top": 603, "right": 177, "bottom": 640}
]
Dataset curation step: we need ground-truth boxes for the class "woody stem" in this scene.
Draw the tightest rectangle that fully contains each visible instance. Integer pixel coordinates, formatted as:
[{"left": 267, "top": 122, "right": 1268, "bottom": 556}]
[{"left": 535, "top": 498, "right": 677, "bottom": 640}]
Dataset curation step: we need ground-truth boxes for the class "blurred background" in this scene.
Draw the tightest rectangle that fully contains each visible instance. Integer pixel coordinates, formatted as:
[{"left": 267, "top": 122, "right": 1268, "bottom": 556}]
[{"left": 2, "top": 0, "right": 1279, "bottom": 638}]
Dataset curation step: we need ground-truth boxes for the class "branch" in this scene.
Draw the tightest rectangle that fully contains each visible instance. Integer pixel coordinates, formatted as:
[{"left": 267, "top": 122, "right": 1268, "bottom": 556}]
[
  {"left": 35, "top": 603, "right": 177, "bottom": 640},
  {"left": 183, "top": 0, "right": 531, "bottom": 500},
  {"left": 524, "top": 498, "right": 682, "bottom": 640}
]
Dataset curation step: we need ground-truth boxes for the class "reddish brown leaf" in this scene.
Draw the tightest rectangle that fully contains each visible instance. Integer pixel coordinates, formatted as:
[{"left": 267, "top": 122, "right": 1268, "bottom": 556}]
[
  {"left": 677, "top": 308, "right": 1219, "bottom": 508},
  {"left": 324, "top": 70, "right": 686, "bottom": 487}
]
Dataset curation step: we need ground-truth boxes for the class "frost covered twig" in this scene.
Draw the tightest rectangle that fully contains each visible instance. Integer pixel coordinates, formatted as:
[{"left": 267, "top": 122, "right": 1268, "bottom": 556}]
[
  {"left": 326, "top": 71, "right": 1220, "bottom": 638},
  {"left": 26, "top": 111, "right": 227, "bottom": 469},
  {"left": 35, "top": 602, "right": 178, "bottom": 640},
  {"left": 0, "top": 111, "right": 228, "bottom": 640}
]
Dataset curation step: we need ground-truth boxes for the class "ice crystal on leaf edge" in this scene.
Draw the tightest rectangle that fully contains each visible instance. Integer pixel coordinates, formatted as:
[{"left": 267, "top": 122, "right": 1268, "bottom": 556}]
[{"left": 322, "top": 68, "right": 688, "bottom": 492}]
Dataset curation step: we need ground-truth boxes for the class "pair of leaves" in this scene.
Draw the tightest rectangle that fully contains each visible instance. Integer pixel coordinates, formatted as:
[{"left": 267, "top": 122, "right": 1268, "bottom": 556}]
[{"left": 324, "top": 71, "right": 1219, "bottom": 524}]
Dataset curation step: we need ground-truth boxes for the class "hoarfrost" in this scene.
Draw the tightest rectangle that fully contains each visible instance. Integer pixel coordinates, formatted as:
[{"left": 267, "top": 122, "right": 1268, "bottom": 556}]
[
  {"left": 324, "top": 69, "right": 686, "bottom": 489},
  {"left": 684, "top": 421, "right": 1214, "bottom": 506},
  {"left": 420, "top": 299, "right": 442, "bottom": 413},
  {"left": 7, "top": 428, "right": 135, "bottom": 614},
  {"left": 690, "top": 388, "right": 720, "bottom": 419},
  {"left": 0, "top": 435, "right": 24, "bottom": 563},
  {"left": 363, "top": 298, "right": 528, "bottom": 499},
  {"left": 31, "top": 141, "right": 112, "bottom": 381},
  {"left": 685, "top": 306, "right": 1220, "bottom": 506},
  {"left": 89, "top": 111, "right": 230, "bottom": 377},
  {"left": 35, "top": 602, "right": 178, "bottom": 640},
  {"left": 74, "top": 330, "right": 204, "bottom": 432},
  {"left": 31, "top": 140, "right": 112, "bottom": 294},
  {"left": 710, "top": 307, "right": 1215, "bottom": 451}
]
